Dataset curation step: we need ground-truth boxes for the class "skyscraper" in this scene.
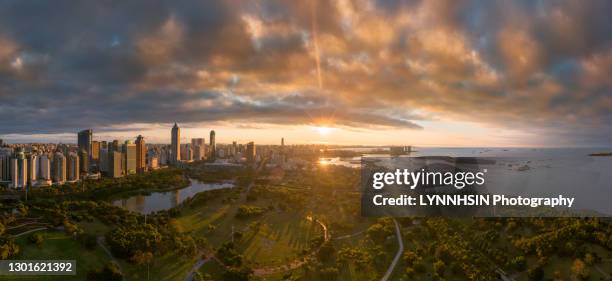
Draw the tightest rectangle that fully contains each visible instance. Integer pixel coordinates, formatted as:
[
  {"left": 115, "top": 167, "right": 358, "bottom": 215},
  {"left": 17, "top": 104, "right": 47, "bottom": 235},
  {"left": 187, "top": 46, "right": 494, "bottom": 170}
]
[
  {"left": 246, "top": 141, "right": 256, "bottom": 164},
  {"left": 79, "top": 150, "right": 89, "bottom": 174},
  {"left": 109, "top": 151, "right": 123, "bottom": 178},
  {"left": 91, "top": 140, "right": 100, "bottom": 169},
  {"left": 0, "top": 149, "right": 11, "bottom": 182},
  {"left": 38, "top": 154, "right": 51, "bottom": 182},
  {"left": 123, "top": 140, "right": 136, "bottom": 175},
  {"left": 191, "top": 138, "right": 204, "bottom": 148},
  {"left": 78, "top": 129, "right": 92, "bottom": 158},
  {"left": 66, "top": 153, "right": 80, "bottom": 182},
  {"left": 112, "top": 140, "right": 119, "bottom": 151},
  {"left": 209, "top": 130, "right": 216, "bottom": 160},
  {"left": 171, "top": 123, "right": 180, "bottom": 163},
  {"left": 28, "top": 154, "right": 37, "bottom": 184},
  {"left": 52, "top": 152, "right": 66, "bottom": 184},
  {"left": 9, "top": 149, "right": 28, "bottom": 189},
  {"left": 190, "top": 138, "right": 203, "bottom": 161},
  {"left": 135, "top": 135, "right": 146, "bottom": 173}
]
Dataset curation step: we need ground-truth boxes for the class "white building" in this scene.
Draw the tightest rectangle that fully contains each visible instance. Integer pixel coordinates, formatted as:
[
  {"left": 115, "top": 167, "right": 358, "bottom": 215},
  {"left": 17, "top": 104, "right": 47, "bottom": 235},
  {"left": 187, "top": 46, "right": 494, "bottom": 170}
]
[
  {"left": 67, "top": 153, "right": 80, "bottom": 182},
  {"left": 52, "top": 152, "right": 66, "bottom": 184},
  {"left": 28, "top": 154, "right": 38, "bottom": 184},
  {"left": 9, "top": 154, "right": 28, "bottom": 189}
]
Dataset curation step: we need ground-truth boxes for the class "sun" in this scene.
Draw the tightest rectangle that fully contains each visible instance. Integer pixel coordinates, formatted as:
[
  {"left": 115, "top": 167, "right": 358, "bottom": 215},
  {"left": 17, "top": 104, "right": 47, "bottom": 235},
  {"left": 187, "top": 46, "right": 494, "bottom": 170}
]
[{"left": 315, "top": 126, "right": 335, "bottom": 136}]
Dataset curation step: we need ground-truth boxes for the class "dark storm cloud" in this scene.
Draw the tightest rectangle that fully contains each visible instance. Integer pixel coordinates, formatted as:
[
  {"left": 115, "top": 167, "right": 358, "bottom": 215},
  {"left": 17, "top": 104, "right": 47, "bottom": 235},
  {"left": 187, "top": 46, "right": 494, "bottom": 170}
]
[{"left": 0, "top": 0, "right": 611, "bottom": 145}]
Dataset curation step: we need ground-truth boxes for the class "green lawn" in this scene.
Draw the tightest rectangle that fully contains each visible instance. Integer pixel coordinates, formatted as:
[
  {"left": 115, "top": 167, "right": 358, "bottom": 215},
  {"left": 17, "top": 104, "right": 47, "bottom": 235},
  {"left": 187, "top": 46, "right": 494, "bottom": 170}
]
[
  {"left": 0, "top": 231, "right": 109, "bottom": 281},
  {"left": 118, "top": 252, "right": 196, "bottom": 281}
]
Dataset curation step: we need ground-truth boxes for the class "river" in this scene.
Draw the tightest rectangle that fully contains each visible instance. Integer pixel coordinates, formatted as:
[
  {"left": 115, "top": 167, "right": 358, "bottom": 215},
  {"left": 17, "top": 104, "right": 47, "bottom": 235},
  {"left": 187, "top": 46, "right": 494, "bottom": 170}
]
[{"left": 112, "top": 179, "right": 234, "bottom": 214}]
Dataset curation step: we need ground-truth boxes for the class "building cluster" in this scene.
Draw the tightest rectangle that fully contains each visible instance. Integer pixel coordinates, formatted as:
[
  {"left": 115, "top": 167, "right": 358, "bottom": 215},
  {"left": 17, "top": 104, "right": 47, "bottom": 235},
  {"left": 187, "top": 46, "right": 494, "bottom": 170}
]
[
  {"left": 0, "top": 123, "right": 294, "bottom": 189},
  {"left": 168, "top": 123, "right": 259, "bottom": 164},
  {"left": 0, "top": 129, "right": 152, "bottom": 188}
]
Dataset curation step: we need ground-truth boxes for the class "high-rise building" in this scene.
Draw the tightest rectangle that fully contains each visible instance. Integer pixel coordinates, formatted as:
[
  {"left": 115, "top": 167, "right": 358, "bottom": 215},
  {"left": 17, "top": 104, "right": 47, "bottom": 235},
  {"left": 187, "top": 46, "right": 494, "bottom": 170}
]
[
  {"left": 66, "top": 153, "right": 80, "bottom": 182},
  {"left": 38, "top": 154, "right": 51, "bottom": 181},
  {"left": 79, "top": 150, "right": 89, "bottom": 174},
  {"left": 192, "top": 138, "right": 205, "bottom": 148},
  {"left": 99, "top": 148, "right": 109, "bottom": 173},
  {"left": 78, "top": 129, "right": 92, "bottom": 158},
  {"left": 135, "top": 135, "right": 146, "bottom": 173},
  {"left": 10, "top": 149, "right": 28, "bottom": 189},
  {"left": 246, "top": 142, "right": 256, "bottom": 164},
  {"left": 123, "top": 140, "right": 136, "bottom": 175},
  {"left": 52, "top": 152, "right": 66, "bottom": 184},
  {"left": 209, "top": 130, "right": 216, "bottom": 160},
  {"left": 193, "top": 145, "right": 204, "bottom": 161},
  {"left": 231, "top": 141, "right": 237, "bottom": 156},
  {"left": 191, "top": 138, "right": 205, "bottom": 160},
  {"left": 112, "top": 140, "right": 119, "bottom": 151},
  {"left": 28, "top": 154, "right": 37, "bottom": 184},
  {"left": 171, "top": 123, "right": 180, "bottom": 163},
  {"left": 91, "top": 140, "right": 100, "bottom": 168},
  {"left": 109, "top": 151, "right": 123, "bottom": 178},
  {"left": 181, "top": 144, "right": 193, "bottom": 161},
  {"left": 281, "top": 138, "right": 284, "bottom": 147},
  {"left": 0, "top": 149, "right": 11, "bottom": 182}
]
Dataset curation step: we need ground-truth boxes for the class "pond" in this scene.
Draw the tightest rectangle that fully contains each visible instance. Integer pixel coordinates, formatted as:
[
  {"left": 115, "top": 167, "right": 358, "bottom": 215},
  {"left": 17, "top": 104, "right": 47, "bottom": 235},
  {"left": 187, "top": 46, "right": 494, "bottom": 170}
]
[{"left": 112, "top": 179, "right": 234, "bottom": 214}]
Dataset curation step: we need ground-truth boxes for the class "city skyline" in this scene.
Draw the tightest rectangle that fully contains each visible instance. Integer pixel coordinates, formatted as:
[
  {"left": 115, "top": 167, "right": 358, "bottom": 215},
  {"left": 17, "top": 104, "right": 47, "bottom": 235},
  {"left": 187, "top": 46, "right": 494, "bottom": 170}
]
[{"left": 1, "top": 1, "right": 611, "bottom": 147}]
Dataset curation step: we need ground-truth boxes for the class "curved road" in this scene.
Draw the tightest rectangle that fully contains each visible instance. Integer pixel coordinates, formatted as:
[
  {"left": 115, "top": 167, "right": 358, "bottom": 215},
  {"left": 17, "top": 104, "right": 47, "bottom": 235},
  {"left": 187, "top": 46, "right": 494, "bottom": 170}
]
[{"left": 380, "top": 219, "right": 403, "bottom": 281}]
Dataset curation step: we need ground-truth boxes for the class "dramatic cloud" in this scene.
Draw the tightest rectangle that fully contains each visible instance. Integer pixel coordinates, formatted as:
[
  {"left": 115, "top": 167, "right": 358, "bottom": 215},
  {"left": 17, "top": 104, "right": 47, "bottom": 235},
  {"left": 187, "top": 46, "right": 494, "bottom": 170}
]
[{"left": 0, "top": 0, "right": 611, "bottom": 145}]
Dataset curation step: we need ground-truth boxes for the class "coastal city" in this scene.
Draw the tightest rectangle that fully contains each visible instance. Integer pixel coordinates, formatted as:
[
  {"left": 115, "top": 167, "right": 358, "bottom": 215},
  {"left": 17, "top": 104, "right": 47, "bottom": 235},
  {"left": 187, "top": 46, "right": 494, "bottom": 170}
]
[
  {"left": 0, "top": 123, "right": 287, "bottom": 189},
  {"left": 1, "top": 0, "right": 612, "bottom": 280}
]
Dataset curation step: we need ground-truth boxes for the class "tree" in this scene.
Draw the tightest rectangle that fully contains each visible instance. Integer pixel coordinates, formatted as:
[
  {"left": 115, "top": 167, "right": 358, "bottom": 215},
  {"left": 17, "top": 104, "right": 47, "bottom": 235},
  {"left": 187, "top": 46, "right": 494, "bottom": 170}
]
[
  {"left": 222, "top": 266, "right": 253, "bottom": 281},
  {"left": 319, "top": 267, "right": 339, "bottom": 281},
  {"left": 433, "top": 260, "right": 445, "bottom": 277},
  {"left": 29, "top": 233, "right": 44, "bottom": 248},
  {"left": 87, "top": 262, "right": 123, "bottom": 281},
  {"left": 527, "top": 265, "right": 544, "bottom": 281},
  {"left": 317, "top": 241, "right": 336, "bottom": 263},
  {"left": 366, "top": 223, "right": 393, "bottom": 244},
  {"left": 403, "top": 250, "right": 419, "bottom": 266},
  {"left": 130, "top": 251, "right": 153, "bottom": 265},
  {"left": 0, "top": 237, "right": 19, "bottom": 259},
  {"left": 570, "top": 259, "right": 590, "bottom": 281}
]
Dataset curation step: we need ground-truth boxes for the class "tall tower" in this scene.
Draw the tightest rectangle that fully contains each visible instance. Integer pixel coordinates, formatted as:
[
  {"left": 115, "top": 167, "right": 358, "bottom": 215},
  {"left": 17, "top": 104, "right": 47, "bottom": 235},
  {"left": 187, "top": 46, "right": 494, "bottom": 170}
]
[
  {"left": 123, "top": 140, "right": 136, "bottom": 175},
  {"left": 135, "top": 135, "right": 146, "bottom": 173},
  {"left": 10, "top": 149, "right": 28, "bottom": 189},
  {"left": 246, "top": 142, "right": 256, "bottom": 164},
  {"left": 52, "top": 152, "right": 66, "bottom": 184},
  {"left": 171, "top": 123, "right": 181, "bottom": 163},
  {"left": 209, "top": 130, "right": 216, "bottom": 160},
  {"left": 66, "top": 153, "right": 80, "bottom": 182},
  {"left": 77, "top": 129, "right": 92, "bottom": 158},
  {"left": 78, "top": 129, "right": 92, "bottom": 173}
]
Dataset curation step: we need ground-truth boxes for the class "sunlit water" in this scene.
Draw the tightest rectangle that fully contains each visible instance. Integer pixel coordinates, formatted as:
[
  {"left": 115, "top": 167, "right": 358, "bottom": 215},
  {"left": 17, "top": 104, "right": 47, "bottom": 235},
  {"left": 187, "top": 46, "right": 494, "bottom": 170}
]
[
  {"left": 112, "top": 179, "right": 234, "bottom": 214},
  {"left": 320, "top": 147, "right": 612, "bottom": 216}
]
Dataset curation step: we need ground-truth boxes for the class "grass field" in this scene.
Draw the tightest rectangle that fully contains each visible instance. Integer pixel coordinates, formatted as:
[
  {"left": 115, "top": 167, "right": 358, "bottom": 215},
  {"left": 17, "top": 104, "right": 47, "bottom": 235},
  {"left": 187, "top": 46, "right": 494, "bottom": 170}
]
[
  {"left": 0, "top": 231, "right": 109, "bottom": 281},
  {"left": 176, "top": 189, "right": 323, "bottom": 268}
]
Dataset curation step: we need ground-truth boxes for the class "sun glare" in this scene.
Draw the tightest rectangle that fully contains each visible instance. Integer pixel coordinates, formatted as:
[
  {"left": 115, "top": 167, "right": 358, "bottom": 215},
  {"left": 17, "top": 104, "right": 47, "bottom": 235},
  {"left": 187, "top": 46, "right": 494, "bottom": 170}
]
[{"left": 315, "top": 126, "right": 334, "bottom": 136}]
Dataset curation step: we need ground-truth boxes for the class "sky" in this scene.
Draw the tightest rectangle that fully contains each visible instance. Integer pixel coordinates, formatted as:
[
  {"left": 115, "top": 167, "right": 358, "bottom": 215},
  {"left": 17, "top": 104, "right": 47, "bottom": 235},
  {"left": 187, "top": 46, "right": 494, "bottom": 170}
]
[{"left": 0, "top": 0, "right": 611, "bottom": 146}]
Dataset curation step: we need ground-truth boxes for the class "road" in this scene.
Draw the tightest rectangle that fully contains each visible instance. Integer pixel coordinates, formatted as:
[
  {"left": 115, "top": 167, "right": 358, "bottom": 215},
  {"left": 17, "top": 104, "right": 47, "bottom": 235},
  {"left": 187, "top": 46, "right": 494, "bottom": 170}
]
[
  {"left": 182, "top": 254, "right": 213, "bottom": 281},
  {"left": 380, "top": 218, "right": 403, "bottom": 281},
  {"left": 97, "top": 236, "right": 126, "bottom": 281},
  {"left": 12, "top": 227, "right": 47, "bottom": 238}
]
